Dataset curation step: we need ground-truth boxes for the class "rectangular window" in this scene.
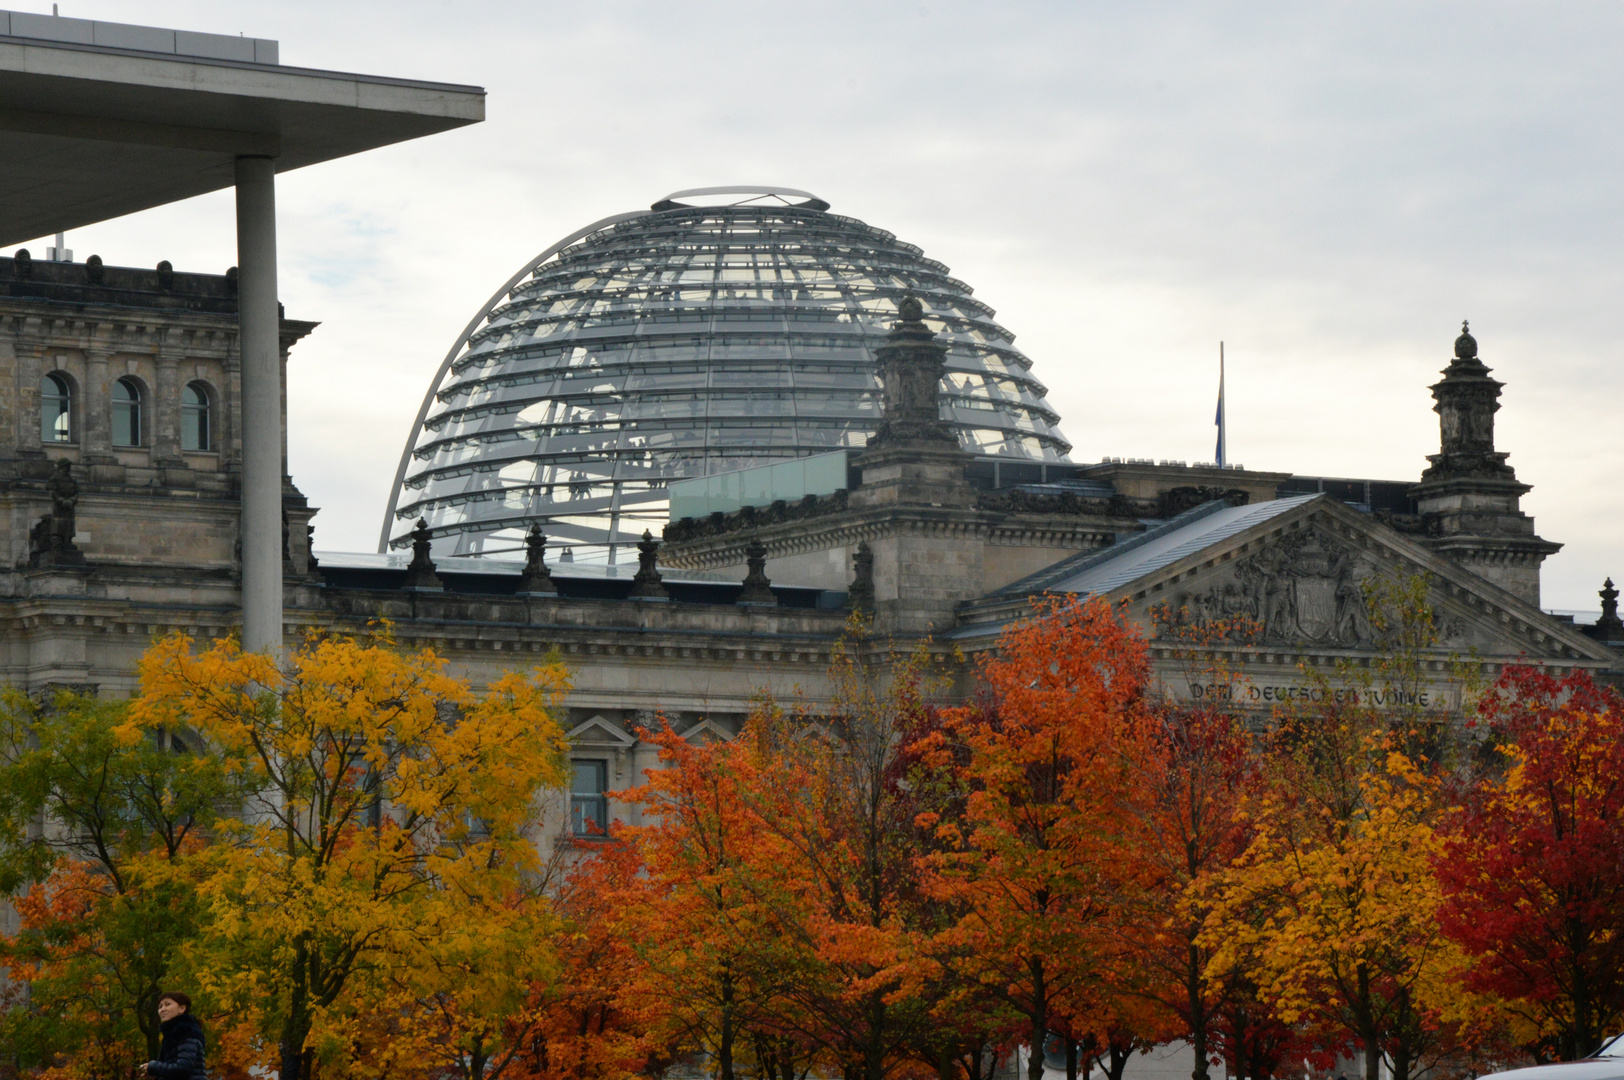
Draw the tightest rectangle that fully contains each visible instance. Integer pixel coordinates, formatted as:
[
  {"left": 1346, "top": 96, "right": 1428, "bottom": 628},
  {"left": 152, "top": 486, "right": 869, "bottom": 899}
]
[{"left": 570, "top": 759, "right": 608, "bottom": 838}]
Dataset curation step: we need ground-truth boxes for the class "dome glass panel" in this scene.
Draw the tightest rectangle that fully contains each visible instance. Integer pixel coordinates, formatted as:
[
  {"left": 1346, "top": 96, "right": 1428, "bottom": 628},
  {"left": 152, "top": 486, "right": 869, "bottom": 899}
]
[{"left": 384, "top": 189, "right": 1072, "bottom": 562}]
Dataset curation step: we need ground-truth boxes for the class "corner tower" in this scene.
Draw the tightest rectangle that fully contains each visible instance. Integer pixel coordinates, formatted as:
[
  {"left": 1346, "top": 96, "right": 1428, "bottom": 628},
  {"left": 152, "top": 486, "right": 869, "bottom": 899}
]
[{"left": 1409, "top": 322, "right": 1559, "bottom": 605}]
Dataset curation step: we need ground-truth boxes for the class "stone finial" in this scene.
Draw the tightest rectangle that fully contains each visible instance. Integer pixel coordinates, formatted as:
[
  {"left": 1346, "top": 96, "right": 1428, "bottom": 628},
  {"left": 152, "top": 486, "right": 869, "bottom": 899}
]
[
  {"left": 1454, "top": 320, "right": 1477, "bottom": 361},
  {"left": 401, "top": 517, "right": 443, "bottom": 591},
  {"left": 156, "top": 260, "right": 174, "bottom": 290},
  {"left": 897, "top": 293, "right": 924, "bottom": 322},
  {"left": 1598, "top": 577, "right": 1623, "bottom": 633},
  {"left": 738, "top": 539, "right": 774, "bottom": 605},
  {"left": 14, "top": 249, "right": 31, "bottom": 279},
  {"left": 629, "top": 529, "right": 668, "bottom": 600},
  {"left": 518, "top": 524, "right": 557, "bottom": 596},
  {"left": 846, "top": 541, "right": 875, "bottom": 614},
  {"left": 86, "top": 254, "right": 104, "bottom": 284}
]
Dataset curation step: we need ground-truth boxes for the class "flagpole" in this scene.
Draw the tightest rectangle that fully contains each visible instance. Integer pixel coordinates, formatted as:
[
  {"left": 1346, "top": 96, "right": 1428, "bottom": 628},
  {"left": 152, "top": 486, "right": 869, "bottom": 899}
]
[{"left": 1215, "top": 342, "right": 1227, "bottom": 468}]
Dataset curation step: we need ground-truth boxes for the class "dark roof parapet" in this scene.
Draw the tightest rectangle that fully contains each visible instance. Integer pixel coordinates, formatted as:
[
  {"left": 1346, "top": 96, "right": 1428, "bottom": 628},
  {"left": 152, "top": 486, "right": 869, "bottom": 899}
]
[{"left": 2, "top": 253, "right": 243, "bottom": 315}]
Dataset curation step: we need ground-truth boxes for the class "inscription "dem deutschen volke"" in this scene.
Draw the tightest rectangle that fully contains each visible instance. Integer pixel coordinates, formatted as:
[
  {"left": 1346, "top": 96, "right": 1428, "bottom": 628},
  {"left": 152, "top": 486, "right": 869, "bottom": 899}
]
[{"left": 1187, "top": 684, "right": 1433, "bottom": 707}]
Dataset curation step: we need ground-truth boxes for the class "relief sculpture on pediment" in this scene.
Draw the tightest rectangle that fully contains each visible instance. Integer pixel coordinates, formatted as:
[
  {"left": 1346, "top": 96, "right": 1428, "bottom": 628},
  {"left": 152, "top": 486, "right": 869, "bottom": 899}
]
[
  {"left": 1155, "top": 529, "right": 1377, "bottom": 647},
  {"left": 1152, "top": 528, "right": 1479, "bottom": 650}
]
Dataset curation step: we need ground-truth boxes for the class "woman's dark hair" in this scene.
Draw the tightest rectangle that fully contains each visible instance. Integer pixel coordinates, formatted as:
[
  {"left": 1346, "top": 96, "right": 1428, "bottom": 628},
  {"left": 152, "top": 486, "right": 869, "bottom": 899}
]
[{"left": 158, "top": 991, "right": 192, "bottom": 1012}]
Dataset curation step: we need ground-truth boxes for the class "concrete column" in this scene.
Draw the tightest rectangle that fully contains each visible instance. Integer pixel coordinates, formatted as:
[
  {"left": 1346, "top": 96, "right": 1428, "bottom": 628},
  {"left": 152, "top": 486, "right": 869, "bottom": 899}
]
[
  {"left": 83, "top": 350, "right": 112, "bottom": 459},
  {"left": 235, "top": 156, "right": 281, "bottom": 654}
]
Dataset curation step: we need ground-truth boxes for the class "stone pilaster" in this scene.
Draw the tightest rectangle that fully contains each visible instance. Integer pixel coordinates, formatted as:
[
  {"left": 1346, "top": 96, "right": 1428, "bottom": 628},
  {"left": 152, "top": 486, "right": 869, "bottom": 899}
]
[
  {"left": 153, "top": 347, "right": 185, "bottom": 465},
  {"left": 0, "top": 328, "right": 16, "bottom": 460},
  {"left": 82, "top": 348, "right": 114, "bottom": 463},
  {"left": 18, "top": 331, "right": 44, "bottom": 455}
]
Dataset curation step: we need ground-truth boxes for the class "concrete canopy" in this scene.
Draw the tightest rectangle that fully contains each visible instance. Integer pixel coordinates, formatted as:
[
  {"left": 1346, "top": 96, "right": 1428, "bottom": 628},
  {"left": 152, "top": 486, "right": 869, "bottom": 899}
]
[{"left": 0, "top": 13, "right": 484, "bottom": 246}]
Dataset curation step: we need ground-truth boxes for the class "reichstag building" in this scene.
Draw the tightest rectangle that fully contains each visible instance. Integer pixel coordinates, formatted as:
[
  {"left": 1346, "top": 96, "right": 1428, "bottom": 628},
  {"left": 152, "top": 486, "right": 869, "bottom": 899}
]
[{"left": 4, "top": 185, "right": 1620, "bottom": 836}]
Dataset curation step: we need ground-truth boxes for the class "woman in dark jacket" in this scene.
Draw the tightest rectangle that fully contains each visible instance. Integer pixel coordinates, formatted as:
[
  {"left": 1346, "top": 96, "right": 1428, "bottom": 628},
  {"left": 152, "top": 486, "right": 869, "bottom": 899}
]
[{"left": 142, "top": 991, "right": 207, "bottom": 1080}]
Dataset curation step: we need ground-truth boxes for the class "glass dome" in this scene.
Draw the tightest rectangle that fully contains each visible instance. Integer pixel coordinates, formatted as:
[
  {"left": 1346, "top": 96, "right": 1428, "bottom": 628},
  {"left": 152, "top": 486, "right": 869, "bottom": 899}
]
[{"left": 382, "top": 187, "right": 1072, "bottom": 562}]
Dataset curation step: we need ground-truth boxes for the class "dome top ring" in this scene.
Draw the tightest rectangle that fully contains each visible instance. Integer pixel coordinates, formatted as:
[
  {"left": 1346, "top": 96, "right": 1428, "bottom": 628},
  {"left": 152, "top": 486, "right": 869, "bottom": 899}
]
[{"left": 651, "top": 185, "right": 831, "bottom": 211}]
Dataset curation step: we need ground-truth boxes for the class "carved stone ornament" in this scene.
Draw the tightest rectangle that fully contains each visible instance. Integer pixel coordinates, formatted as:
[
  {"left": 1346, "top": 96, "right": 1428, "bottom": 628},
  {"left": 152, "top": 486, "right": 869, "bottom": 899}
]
[
  {"left": 1153, "top": 529, "right": 1466, "bottom": 649},
  {"left": 866, "top": 292, "right": 959, "bottom": 453},
  {"left": 846, "top": 541, "right": 875, "bottom": 614},
  {"left": 400, "top": 517, "right": 443, "bottom": 591},
  {"left": 629, "top": 530, "right": 668, "bottom": 600},
  {"left": 29, "top": 459, "right": 87, "bottom": 569},
  {"left": 518, "top": 524, "right": 558, "bottom": 596},
  {"left": 1597, "top": 577, "right": 1623, "bottom": 635},
  {"left": 663, "top": 489, "right": 848, "bottom": 544},
  {"left": 738, "top": 540, "right": 774, "bottom": 605}
]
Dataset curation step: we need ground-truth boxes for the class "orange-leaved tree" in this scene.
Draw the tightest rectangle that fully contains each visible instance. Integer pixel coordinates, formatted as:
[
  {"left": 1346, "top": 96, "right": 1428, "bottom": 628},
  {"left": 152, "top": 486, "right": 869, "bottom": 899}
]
[
  {"left": 727, "top": 622, "right": 958, "bottom": 1080},
  {"left": 920, "top": 595, "right": 1157, "bottom": 1080},
  {"left": 611, "top": 714, "right": 808, "bottom": 1080},
  {"left": 122, "top": 629, "right": 571, "bottom": 1080},
  {"left": 499, "top": 835, "right": 663, "bottom": 1080}
]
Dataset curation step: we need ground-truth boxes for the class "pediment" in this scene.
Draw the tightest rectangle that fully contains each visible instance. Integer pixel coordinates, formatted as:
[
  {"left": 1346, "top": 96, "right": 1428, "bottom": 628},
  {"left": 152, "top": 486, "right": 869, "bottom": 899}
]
[
  {"left": 678, "top": 718, "right": 734, "bottom": 746},
  {"left": 1111, "top": 498, "right": 1613, "bottom": 664},
  {"left": 566, "top": 714, "right": 637, "bottom": 749}
]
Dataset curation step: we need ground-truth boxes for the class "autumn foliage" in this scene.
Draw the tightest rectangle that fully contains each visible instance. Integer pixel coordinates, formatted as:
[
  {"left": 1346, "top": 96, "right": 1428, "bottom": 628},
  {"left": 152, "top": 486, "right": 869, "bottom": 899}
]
[
  {"left": 1435, "top": 668, "right": 1624, "bottom": 1062},
  {"left": 5, "top": 584, "right": 1624, "bottom": 1080}
]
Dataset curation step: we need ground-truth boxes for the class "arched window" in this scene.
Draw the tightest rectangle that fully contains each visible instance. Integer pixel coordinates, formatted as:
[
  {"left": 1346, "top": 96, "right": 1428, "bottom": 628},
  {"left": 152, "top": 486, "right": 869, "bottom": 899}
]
[
  {"left": 181, "top": 382, "right": 211, "bottom": 451},
  {"left": 40, "top": 373, "right": 71, "bottom": 443},
  {"left": 112, "top": 377, "right": 142, "bottom": 447}
]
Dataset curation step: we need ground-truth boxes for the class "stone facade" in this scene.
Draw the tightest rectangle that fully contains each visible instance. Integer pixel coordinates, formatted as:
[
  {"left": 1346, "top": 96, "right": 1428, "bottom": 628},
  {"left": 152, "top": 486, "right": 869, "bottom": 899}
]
[
  {"left": 0, "top": 254, "right": 319, "bottom": 690},
  {"left": 0, "top": 254, "right": 1618, "bottom": 841}
]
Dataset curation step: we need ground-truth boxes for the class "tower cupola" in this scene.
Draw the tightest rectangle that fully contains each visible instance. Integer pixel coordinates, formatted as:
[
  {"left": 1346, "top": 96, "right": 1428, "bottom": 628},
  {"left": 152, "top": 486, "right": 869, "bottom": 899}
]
[{"left": 1408, "top": 323, "right": 1559, "bottom": 606}]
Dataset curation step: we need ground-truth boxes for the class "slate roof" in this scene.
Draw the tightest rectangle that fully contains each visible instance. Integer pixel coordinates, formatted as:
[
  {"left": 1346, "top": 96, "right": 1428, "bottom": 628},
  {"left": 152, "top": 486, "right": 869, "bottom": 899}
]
[{"left": 992, "top": 494, "right": 1322, "bottom": 599}]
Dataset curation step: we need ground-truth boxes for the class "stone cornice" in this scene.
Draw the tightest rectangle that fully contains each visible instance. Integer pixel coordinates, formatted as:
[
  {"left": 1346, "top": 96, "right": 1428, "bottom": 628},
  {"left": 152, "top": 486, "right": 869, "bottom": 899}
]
[{"left": 0, "top": 307, "right": 317, "bottom": 354}]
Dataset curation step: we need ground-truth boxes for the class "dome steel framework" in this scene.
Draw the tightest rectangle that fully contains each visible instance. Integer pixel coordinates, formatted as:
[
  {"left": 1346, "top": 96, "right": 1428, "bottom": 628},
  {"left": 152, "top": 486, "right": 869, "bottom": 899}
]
[{"left": 382, "top": 188, "right": 1072, "bottom": 561}]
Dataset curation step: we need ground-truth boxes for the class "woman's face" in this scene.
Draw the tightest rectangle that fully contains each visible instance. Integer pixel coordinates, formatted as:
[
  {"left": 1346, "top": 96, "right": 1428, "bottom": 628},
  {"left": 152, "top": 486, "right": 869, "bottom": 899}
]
[{"left": 157, "top": 998, "right": 186, "bottom": 1023}]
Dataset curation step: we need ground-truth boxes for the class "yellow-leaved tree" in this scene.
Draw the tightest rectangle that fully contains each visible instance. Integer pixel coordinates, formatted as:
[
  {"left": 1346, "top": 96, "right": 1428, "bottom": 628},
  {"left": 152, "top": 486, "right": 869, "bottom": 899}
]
[
  {"left": 1197, "top": 577, "right": 1474, "bottom": 1080},
  {"left": 120, "top": 629, "right": 571, "bottom": 1080}
]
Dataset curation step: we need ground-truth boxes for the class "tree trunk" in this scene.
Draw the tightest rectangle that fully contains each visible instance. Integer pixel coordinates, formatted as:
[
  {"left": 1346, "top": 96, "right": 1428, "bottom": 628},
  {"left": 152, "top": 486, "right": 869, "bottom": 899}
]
[
  {"left": 1066, "top": 1039, "right": 1079, "bottom": 1080},
  {"left": 280, "top": 939, "right": 312, "bottom": 1080},
  {"left": 1028, "top": 1019, "right": 1047, "bottom": 1080},
  {"left": 718, "top": 969, "right": 736, "bottom": 1080},
  {"left": 1099, "top": 1040, "right": 1131, "bottom": 1080},
  {"left": 1188, "top": 940, "right": 1209, "bottom": 1080},
  {"left": 866, "top": 992, "right": 887, "bottom": 1080},
  {"left": 1358, "top": 965, "right": 1380, "bottom": 1080}
]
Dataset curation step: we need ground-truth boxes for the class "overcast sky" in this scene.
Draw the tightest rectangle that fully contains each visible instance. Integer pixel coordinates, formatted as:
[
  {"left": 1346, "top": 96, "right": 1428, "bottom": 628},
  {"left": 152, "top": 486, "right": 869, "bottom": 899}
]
[{"left": 18, "top": 1, "right": 1624, "bottom": 610}]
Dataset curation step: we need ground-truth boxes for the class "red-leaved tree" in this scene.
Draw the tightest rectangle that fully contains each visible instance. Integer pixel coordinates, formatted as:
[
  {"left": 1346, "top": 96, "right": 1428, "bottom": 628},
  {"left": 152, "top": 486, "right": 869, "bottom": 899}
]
[{"left": 1435, "top": 666, "right": 1624, "bottom": 1062}]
